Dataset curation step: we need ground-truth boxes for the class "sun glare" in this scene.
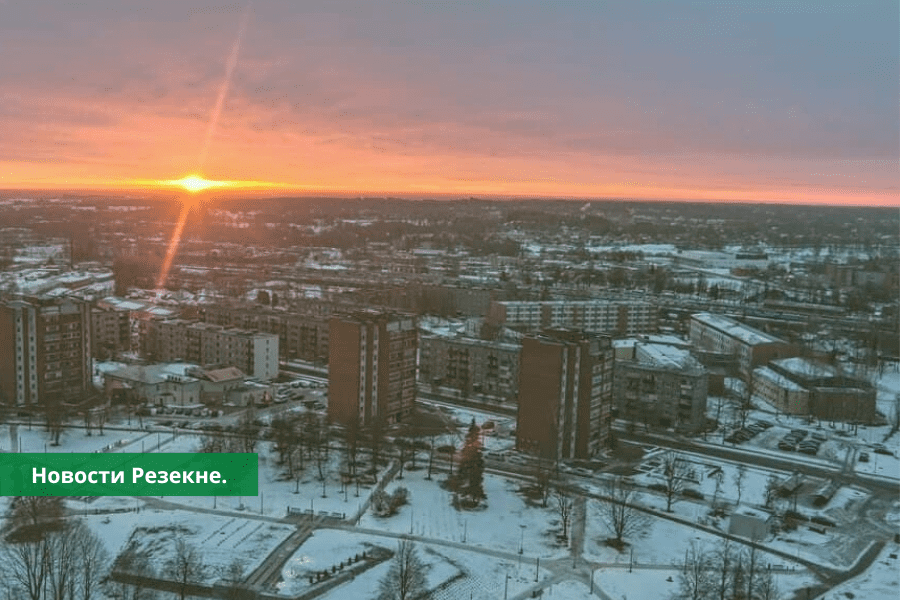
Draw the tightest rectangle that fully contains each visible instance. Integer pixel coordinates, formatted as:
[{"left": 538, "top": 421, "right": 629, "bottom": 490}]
[{"left": 162, "top": 174, "right": 229, "bottom": 193}]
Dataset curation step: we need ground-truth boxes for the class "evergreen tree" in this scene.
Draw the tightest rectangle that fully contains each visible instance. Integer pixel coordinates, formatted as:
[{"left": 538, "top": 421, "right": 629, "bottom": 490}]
[{"left": 453, "top": 419, "right": 485, "bottom": 506}]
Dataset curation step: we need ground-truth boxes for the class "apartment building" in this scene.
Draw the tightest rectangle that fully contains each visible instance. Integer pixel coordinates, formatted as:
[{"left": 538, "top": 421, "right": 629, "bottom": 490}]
[
  {"left": 0, "top": 297, "right": 92, "bottom": 406},
  {"left": 516, "top": 329, "right": 614, "bottom": 460},
  {"left": 145, "top": 319, "right": 278, "bottom": 380},
  {"left": 489, "top": 299, "right": 656, "bottom": 336},
  {"left": 202, "top": 304, "right": 330, "bottom": 363},
  {"left": 689, "top": 312, "right": 795, "bottom": 379},
  {"left": 419, "top": 335, "right": 520, "bottom": 401},
  {"left": 753, "top": 357, "right": 876, "bottom": 423},
  {"left": 615, "top": 343, "right": 708, "bottom": 433},
  {"left": 328, "top": 311, "right": 418, "bottom": 426}
]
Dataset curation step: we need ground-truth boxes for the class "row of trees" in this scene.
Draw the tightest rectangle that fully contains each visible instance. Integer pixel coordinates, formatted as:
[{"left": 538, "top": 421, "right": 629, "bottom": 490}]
[
  {"left": 1, "top": 498, "right": 108, "bottom": 600},
  {"left": 677, "top": 540, "right": 779, "bottom": 600}
]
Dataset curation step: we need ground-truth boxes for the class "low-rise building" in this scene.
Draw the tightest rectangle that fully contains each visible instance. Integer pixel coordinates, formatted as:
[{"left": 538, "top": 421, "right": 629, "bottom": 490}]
[
  {"left": 753, "top": 357, "right": 876, "bottom": 423},
  {"left": 419, "top": 335, "right": 520, "bottom": 401},
  {"left": 489, "top": 299, "right": 656, "bottom": 335},
  {"left": 689, "top": 312, "right": 795, "bottom": 379},
  {"left": 202, "top": 304, "right": 330, "bottom": 363},
  {"left": 615, "top": 343, "right": 708, "bottom": 433},
  {"left": 145, "top": 319, "right": 279, "bottom": 380},
  {"left": 91, "top": 302, "right": 131, "bottom": 358},
  {"left": 103, "top": 363, "right": 271, "bottom": 407}
]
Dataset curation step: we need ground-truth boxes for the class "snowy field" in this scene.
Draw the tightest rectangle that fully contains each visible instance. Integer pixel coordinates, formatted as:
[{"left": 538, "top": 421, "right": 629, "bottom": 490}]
[
  {"left": 359, "top": 468, "right": 570, "bottom": 559},
  {"left": 278, "top": 530, "right": 551, "bottom": 600},
  {"left": 86, "top": 509, "right": 293, "bottom": 585},
  {"left": 819, "top": 543, "right": 900, "bottom": 600}
]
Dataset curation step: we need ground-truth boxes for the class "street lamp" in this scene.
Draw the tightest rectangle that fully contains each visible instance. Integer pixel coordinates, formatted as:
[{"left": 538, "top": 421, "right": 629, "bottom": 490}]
[
  {"left": 503, "top": 573, "right": 510, "bottom": 600},
  {"left": 519, "top": 524, "right": 526, "bottom": 554},
  {"left": 590, "top": 567, "right": 597, "bottom": 593}
]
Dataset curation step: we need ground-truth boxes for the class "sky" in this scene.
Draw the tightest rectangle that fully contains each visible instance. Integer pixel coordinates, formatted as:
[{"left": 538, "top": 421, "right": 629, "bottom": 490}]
[{"left": 0, "top": 0, "right": 897, "bottom": 205}]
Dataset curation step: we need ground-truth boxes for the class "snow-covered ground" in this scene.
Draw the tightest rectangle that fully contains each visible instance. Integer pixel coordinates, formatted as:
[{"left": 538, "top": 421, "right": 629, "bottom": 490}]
[
  {"left": 819, "top": 543, "right": 900, "bottom": 600},
  {"left": 359, "top": 468, "right": 570, "bottom": 559},
  {"left": 88, "top": 509, "right": 293, "bottom": 585},
  {"left": 278, "top": 530, "right": 551, "bottom": 600}
]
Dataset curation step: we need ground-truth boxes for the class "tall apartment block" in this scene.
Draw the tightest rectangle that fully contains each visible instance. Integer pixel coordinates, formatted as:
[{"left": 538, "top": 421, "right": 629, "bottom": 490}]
[
  {"left": 328, "top": 311, "right": 417, "bottom": 427},
  {"left": 489, "top": 299, "right": 656, "bottom": 335},
  {"left": 0, "top": 297, "right": 92, "bottom": 406},
  {"left": 516, "top": 329, "right": 614, "bottom": 460}
]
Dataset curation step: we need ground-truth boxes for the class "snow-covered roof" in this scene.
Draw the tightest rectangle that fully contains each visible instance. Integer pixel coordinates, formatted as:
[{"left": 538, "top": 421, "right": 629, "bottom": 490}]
[
  {"left": 692, "top": 312, "right": 785, "bottom": 346},
  {"left": 754, "top": 366, "right": 806, "bottom": 392},
  {"left": 772, "top": 357, "right": 837, "bottom": 379}
]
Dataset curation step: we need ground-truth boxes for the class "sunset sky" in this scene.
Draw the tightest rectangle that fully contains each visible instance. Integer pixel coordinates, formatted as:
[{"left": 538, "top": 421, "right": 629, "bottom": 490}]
[{"left": 1, "top": 0, "right": 897, "bottom": 205}]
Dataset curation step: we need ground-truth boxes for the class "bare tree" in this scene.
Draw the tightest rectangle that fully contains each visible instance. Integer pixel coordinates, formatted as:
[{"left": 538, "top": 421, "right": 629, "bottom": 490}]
[
  {"left": 165, "top": 539, "right": 206, "bottom": 600},
  {"left": 426, "top": 435, "right": 436, "bottom": 480},
  {"left": 711, "top": 470, "right": 725, "bottom": 515},
  {"left": 532, "top": 458, "right": 554, "bottom": 508},
  {"left": 754, "top": 568, "right": 779, "bottom": 600},
  {"left": 46, "top": 521, "right": 77, "bottom": 600},
  {"left": 597, "top": 477, "right": 645, "bottom": 550},
  {"left": 661, "top": 452, "right": 688, "bottom": 512},
  {"left": 219, "top": 559, "right": 253, "bottom": 600},
  {"left": 762, "top": 474, "right": 780, "bottom": 509},
  {"left": 0, "top": 533, "right": 51, "bottom": 600},
  {"left": 554, "top": 486, "right": 574, "bottom": 542},
  {"left": 395, "top": 437, "right": 412, "bottom": 479},
  {"left": 677, "top": 541, "right": 713, "bottom": 600},
  {"left": 345, "top": 415, "right": 361, "bottom": 480},
  {"left": 44, "top": 398, "right": 66, "bottom": 446},
  {"left": 365, "top": 417, "right": 387, "bottom": 476},
  {"left": 9, "top": 496, "right": 65, "bottom": 529},
  {"left": 235, "top": 411, "right": 261, "bottom": 454},
  {"left": 712, "top": 539, "right": 734, "bottom": 600},
  {"left": 107, "top": 548, "right": 156, "bottom": 600},
  {"left": 744, "top": 543, "right": 760, "bottom": 600},
  {"left": 73, "top": 519, "right": 109, "bottom": 600},
  {"left": 733, "top": 465, "right": 747, "bottom": 507},
  {"left": 377, "top": 540, "right": 430, "bottom": 600}
]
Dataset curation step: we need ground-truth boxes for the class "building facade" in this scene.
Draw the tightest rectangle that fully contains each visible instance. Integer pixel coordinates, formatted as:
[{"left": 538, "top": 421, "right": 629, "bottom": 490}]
[
  {"left": 418, "top": 335, "right": 520, "bottom": 401},
  {"left": 202, "top": 304, "right": 330, "bottom": 363},
  {"left": 489, "top": 299, "right": 656, "bottom": 336},
  {"left": 145, "top": 319, "right": 278, "bottom": 380},
  {"left": 614, "top": 343, "right": 708, "bottom": 434},
  {"left": 753, "top": 357, "right": 876, "bottom": 423},
  {"left": 328, "top": 311, "right": 417, "bottom": 426},
  {"left": 689, "top": 312, "right": 795, "bottom": 379},
  {"left": 0, "top": 297, "right": 92, "bottom": 406},
  {"left": 516, "top": 330, "right": 614, "bottom": 460},
  {"left": 91, "top": 303, "right": 131, "bottom": 358}
]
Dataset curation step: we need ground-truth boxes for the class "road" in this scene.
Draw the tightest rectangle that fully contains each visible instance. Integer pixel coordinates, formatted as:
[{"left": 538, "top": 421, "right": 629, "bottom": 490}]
[{"left": 617, "top": 428, "right": 900, "bottom": 497}]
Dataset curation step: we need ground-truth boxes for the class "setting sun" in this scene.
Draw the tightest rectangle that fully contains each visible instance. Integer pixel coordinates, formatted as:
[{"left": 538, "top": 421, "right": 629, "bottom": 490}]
[{"left": 162, "top": 175, "right": 231, "bottom": 193}]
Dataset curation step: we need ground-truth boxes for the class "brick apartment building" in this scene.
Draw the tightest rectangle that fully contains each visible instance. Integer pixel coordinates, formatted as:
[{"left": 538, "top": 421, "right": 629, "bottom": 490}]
[
  {"left": 328, "top": 311, "right": 417, "bottom": 426},
  {"left": 517, "top": 329, "right": 614, "bottom": 460},
  {"left": 0, "top": 297, "right": 92, "bottom": 406}
]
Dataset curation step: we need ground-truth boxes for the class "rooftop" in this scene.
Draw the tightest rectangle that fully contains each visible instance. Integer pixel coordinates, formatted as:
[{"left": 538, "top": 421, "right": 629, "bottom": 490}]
[{"left": 692, "top": 312, "right": 786, "bottom": 346}]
